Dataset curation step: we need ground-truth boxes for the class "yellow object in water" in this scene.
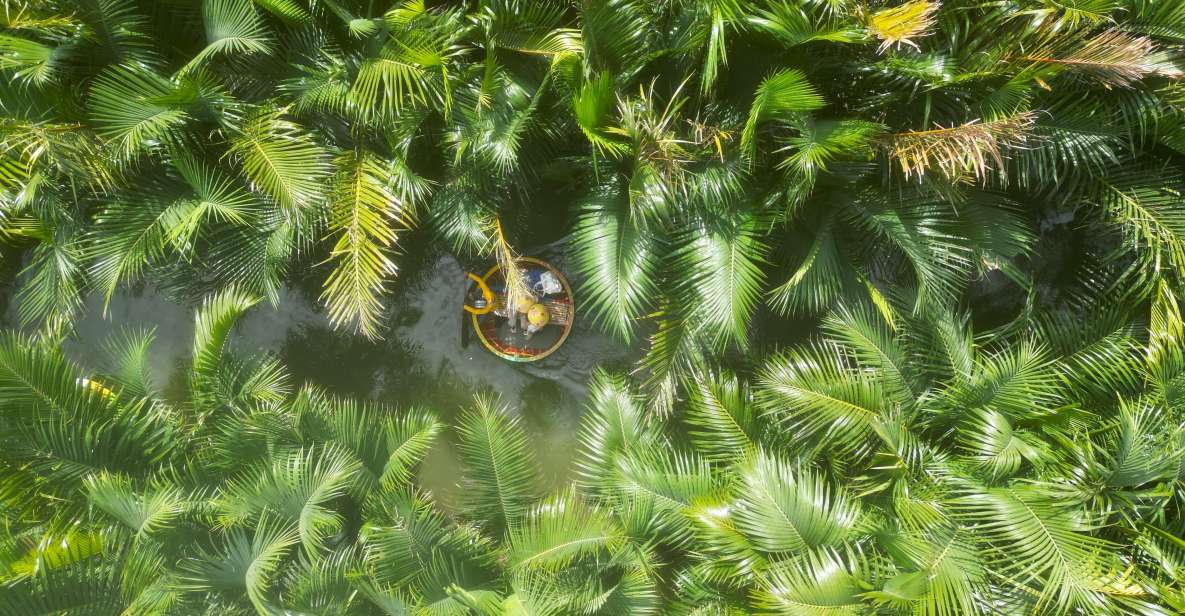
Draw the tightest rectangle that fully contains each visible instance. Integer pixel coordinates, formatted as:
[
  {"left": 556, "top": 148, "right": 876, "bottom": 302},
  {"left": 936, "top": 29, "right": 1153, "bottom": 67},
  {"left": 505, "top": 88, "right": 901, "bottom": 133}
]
[{"left": 527, "top": 302, "right": 550, "bottom": 327}]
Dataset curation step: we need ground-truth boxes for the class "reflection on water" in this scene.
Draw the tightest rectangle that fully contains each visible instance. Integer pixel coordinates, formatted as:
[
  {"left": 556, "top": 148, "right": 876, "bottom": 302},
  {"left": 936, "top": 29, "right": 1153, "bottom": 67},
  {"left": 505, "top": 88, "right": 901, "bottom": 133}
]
[{"left": 42, "top": 244, "right": 634, "bottom": 505}]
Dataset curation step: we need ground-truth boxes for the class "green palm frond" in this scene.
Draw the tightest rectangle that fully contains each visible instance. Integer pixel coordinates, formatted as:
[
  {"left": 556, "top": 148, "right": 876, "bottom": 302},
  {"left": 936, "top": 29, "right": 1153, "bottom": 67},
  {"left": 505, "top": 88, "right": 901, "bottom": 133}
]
[
  {"left": 303, "top": 392, "right": 441, "bottom": 492},
  {"left": 848, "top": 192, "right": 973, "bottom": 310},
  {"left": 570, "top": 183, "right": 661, "bottom": 343},
  {"left": 767, "top": 216, "right": 856, "bottom": 316},
  {"left": 169, "top": 155, "right": 259, "bottom": 249},
  {"left": 352, "top": 28, "right": 454, "bottom": 120},
  {"left": 360, "top": 488, "right": 498, "bottom": 596},
  {"left": 935, "top": 340, "right": 1062, "bottom": 421},
  {"left": 179, "top": 521, "right": 299, "bottom": 611},
  {"left": 481, "top": 0, "right": 582, "bottom": 57},
  {"left": 0, "top": 552, "right": 126, "bottom": 615},
  {"left": 215, "top": 445, "right": 360, "bottom": 555},
  {"left": 581, "top": 0, "right": 652, "bottom": 78},
  {"left": 741, "top": 69, "right": 825, "bottom": 158},
  {"left": 191, "top": 286, "right": 260, "bottom": 402},
  {"left": 957, "top": 408, "right": 1052, "bottom": 479},
  {"left": 1089, "top": 161, "right": 1185, "bottom": 271},
  {"left": 14, "top": 234, "right": 85, "bottom": 328},
  {"left": 180, "top": 0, "right": 274, "bottom": 75},
  {"left": 866, "top": 527, "right": 987, "bottom": 616},
  {"left": 751, "top": 548, "right": 868, "bottom": 615},
  {"left": 954, "top": 486, "right": 1135, "bottom": 614},
  {"left": 821, "top": 302, "right": 916, "bottom": 403},
  {"left": 0, "top": 333, "right": 177, "bottom": 524},
  {"left": 88, "top": 65, "right": 195, "bottom": 157},
  {"left": 228, "top": 106, "right": 332, "bottom": 215},
  {"left": 83, "top": 473, "right": 188, "bottom": 538},
  {"left": 506, "top": 490, "right": 625, "bottom": 571},
  {"left": 1095, "top": 400, "right": 1183, "bottom": 489},
  {"left": 757, "top": 342, "right": 887, "bottom": 451},
  {"left": 609, "top": 448, "right": 722, "bottom": 547},
  {"left": 684, "top": 367, "right": 757, "bottom": 463},
  {"left": 98, "top": 327, "right": 157, "bottom": 397},
  {"left": 0, "top": 34, "right": 63, "bottom": 85},
  {"left": 575, "top": 369, "right": 662, "bottom": 489},
  {"left": 456, "top": 397, "right": 540, "bottom": 534},
  {"left": 732, "top": 452, "right": 861, "bottom": 553},
  {"left": 573, "top": 72, "right": 628, "bottom": 157},
  {"left": 252, "top": 0, "right": 311, "bottom": 23},
  {"left": 777, "top": 119, "right": 883, "bottom": 179},
  {"left": 673, "top": 212, "right": 768, "bottom": 350},
  {"left": 321, "top": 150, "right": 420, "bottom": 340},
  {"left": 747, "top": 1, "right": 864, "bottom": 48}
]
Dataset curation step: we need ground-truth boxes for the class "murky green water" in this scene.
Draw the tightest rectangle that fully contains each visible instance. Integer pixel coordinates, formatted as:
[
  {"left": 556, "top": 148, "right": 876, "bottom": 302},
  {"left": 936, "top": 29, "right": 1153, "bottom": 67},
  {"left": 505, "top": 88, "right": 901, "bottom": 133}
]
[{"left": 28, "top": 240, "right": 634, "bottom": 505}]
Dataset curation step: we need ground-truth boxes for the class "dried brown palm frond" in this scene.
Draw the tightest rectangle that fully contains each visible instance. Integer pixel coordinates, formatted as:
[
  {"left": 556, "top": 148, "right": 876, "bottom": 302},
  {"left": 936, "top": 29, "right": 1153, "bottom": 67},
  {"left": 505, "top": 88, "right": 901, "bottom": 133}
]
[
  {"left": 486, "top": 217, "right": 533, "bottom": 313},
  {"left": 865, "top": 0, "right": 939, "bottom": 54},
  {"left": 1019, "top": 29, "right": 1183, "bottom": 88},
  {"left": 882, "top": 112, "right": 1037, "bottom": 182}
]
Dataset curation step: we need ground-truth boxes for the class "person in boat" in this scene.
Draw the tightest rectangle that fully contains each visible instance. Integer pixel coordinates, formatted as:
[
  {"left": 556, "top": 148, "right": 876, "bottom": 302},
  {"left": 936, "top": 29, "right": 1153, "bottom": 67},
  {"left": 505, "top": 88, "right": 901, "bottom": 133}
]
[{"left": 494, "top": 266, "right": 561, "bottom": 340}]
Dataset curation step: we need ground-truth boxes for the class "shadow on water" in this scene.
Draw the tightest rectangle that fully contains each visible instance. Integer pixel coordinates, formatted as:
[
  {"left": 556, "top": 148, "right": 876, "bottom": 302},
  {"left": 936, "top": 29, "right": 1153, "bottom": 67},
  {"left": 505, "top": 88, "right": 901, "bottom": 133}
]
[{"left": 30, "top": 236, "right": 633, "bottom": 508}]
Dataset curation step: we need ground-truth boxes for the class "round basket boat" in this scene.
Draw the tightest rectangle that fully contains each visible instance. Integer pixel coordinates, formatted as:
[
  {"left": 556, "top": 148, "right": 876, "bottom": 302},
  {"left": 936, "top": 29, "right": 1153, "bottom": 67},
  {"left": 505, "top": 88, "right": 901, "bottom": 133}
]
[{"left": 464, "top": 257, "right": 575, "bottom": 362}]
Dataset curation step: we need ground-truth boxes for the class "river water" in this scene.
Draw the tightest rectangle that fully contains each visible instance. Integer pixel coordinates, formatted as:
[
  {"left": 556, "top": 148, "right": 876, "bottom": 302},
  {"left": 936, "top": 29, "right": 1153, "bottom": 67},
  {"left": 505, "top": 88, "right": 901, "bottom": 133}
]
[{"left": 27, "top": 241, "right": 634, "bottom": 502}]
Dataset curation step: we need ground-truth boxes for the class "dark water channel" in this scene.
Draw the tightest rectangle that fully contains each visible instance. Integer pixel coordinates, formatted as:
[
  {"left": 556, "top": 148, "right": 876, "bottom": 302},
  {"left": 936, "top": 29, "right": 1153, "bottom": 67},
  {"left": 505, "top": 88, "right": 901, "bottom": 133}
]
[{"left": 23, "top": 240, "right": 635, "bottom": 504}]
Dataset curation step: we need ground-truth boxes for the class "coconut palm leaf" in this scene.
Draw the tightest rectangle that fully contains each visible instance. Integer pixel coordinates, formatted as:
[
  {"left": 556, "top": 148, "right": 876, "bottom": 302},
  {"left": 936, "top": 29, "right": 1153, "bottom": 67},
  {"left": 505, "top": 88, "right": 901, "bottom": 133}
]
[
  {"left": 751, "top": 549, "right": 867, "bottom": 615},
  {"left": 608, "top": 448, "right": 722, "bottom": 548},
  {"left": 303, "top": 392, "right": 441, "bottom": 492},
  {"left": 1018, "top": 29, "right": 1181, "bottom": 87},
  {"left": 1088, "top": 161, "right": 1185, "bottom": 270},
  {"left": 13, "top": 232, "right": 85, "bottom": 328},
  {"left": 957, "top": 408, "right": 1052, "bottom": 479},
  {"left": 506, "top": 491, "right": 625, "bottom": 571},
  {"left": 83, "top": 473, "right": 188, "bottom": 538},
  {"left": 777, "top": 119, "right": 883, "bottom": 180},
  {"left": 571, "top": 184, "right": 662, "bottom": 342},
  {"left": 168, "top": 155, "right": 259, "bottom": 247},
  {"left": 0, "top": 34, "right": 62, "bottom": 85},
  {"left": 954, "top": 486, "right": 1137, "bottom": 614},
  {"left": 321, "top": 150, "right": 420, "bottom": 340},
  {"left": 360, "top": 488, "right": 498, "bottom": 596},
  {"left": 866, "top": 0, "right": 937, "bottom": 53},
  {"left": 181, "top": 0, "right": 273, "bottom": 75},
  {"left": 97, "top": 327, "right": 156, "bottom": 398},
  {"left": 741, "top": 68, "right": 825, "bottom": 157},
  {"left": 748, "top": 1, "right": 864, "bottom": 48},
  {"left": 732, "top": 452, "right": 861, "bottom": 553},
  {"left": 673, "top": 211, "right": 768, "bottom": 350},
  {"left": 575, "top": 369, "right": 662, "bottom": 489},
  {"left": 821, "top": 302, "right": 916, "bottom": 403},
  {"left": 87, "top": 65, "right": 196, "bottom": 157},
  {"left": 178, "top": 521, "right": 299, "bottom": 612},
  {"left": 757, "top": 342, "right": 887, "bottom": 450},
  {"left": 573, "top": 72, "right": 628, "bottom": 158},
  {"left": 684, "top": 367, "right": 758, "bottom": 463},
  {"left": 215, "top": 445, "right": 360, "bottom": 555},
  {"left": 767, "top": 215, "right": 856, "bottom": 316},
  {"left": 252, "top": 0, "right": 311, "bottom": 23},
  {"left": 456, "top": 397, "right": 539, "bottom": 534},
  {"left": 882, "top": 112, "right": 1037, "bottom": 182},
  {"left": 190, "top": 286, "right": 260, "bottom": 410},
  {"left": 351, "top": 29, "right": 452, "bottom": 119},
  {"left": 867, "top": 527, "right": 987, "bottom": 616},
  {"left": 228, "top": 106, "right": 332, "bottom": 215}
]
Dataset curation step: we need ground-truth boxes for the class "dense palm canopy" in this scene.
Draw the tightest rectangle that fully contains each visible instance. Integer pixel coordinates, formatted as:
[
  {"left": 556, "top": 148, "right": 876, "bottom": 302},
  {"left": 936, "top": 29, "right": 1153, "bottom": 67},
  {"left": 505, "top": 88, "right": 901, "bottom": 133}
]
[
  {"left": 4, "top": 0, "right": 1185, "bottom": 613},
  {"left": 1, "top": 282, "right": 1185, "bottom": 614}
]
